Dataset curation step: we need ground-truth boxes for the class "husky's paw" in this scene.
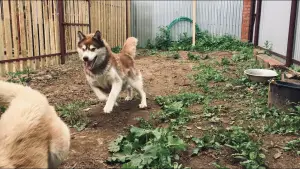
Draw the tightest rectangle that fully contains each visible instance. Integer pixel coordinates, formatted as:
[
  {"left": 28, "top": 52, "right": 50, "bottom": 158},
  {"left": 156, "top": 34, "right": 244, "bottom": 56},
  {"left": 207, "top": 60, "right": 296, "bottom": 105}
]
[
  {"left": 103, "top": 106, "right": 113, "bottom": 114},
  {"left": 139, "top": 103, "right": 147, "bottom": 109},
  {"left": 125, "top": 96, "right": 133, "bottom": 101}
]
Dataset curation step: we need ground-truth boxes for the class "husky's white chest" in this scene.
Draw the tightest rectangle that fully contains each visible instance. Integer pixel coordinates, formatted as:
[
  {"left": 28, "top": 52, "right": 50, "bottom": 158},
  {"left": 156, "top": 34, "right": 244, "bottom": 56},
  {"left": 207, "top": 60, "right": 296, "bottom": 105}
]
[{"left": 85, "top": 68, "right": 128, "bottom": 93}]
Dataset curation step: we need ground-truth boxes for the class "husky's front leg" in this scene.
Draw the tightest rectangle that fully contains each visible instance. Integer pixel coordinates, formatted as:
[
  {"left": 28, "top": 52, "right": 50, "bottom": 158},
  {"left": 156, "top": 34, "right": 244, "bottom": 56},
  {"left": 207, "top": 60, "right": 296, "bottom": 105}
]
[
  {"left": 90, "top": 85, "right": 108, "bottom": 101},
  {"left": 103, "top": 81, "right": 122, "bottom": 113}
]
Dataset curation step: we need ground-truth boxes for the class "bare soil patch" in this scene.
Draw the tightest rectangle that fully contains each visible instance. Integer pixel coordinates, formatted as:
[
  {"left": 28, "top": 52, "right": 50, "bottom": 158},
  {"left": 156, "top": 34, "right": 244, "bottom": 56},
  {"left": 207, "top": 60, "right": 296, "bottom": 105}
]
[{"left": 21, "top": 51, "right": 300, "bottom": 168}]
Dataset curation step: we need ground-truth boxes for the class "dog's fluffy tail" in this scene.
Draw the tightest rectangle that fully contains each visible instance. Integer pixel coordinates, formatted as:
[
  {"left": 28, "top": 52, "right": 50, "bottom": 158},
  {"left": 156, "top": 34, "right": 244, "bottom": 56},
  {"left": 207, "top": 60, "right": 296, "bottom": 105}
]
[
  {"left": 120, "top": 37, "right": 138, "bottom": 59},
  {"left": 0, "top": 80, "right": 29, "bottom": 106},
  {"left": 0, "top": 81, "right": 70, "bottom": 168},
  {"left": 0, "top": 81, "right": 50, "bottom": 167}
]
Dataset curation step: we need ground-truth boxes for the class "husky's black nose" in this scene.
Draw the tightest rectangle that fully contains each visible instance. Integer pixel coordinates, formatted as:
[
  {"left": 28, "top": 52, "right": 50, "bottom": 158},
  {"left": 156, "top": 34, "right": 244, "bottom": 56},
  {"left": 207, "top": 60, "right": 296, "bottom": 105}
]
[{"left": 83, "top": 56, "right": 89, "bottom": 61}]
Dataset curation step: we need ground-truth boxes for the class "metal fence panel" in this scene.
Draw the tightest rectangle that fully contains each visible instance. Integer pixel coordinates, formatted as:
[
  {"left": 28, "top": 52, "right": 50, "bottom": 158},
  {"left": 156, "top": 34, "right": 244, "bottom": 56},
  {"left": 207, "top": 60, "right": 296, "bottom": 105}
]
[
  {"left": 258, "top": 1, "right": 291, "bottom": 56},
  {"left": 131, "top": 0, "right": 243, "bottom": 47}
]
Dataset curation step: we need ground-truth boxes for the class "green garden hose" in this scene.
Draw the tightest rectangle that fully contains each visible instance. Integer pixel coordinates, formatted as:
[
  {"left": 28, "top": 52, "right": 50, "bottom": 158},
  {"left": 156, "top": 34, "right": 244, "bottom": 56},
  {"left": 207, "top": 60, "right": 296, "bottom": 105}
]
[{"left": 167, "top": 16, "right": 201, "bottom": 34}]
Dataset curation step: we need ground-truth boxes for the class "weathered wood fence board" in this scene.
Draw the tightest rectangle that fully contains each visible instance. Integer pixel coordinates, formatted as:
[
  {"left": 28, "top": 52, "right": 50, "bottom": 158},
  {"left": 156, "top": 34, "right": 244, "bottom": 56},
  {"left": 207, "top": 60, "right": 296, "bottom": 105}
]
[
  {"left": 0, "top": 0, "right": 128, "bottom": 75},
  {"left": 90, "top": 0, "right": 127, "bottom": 48}
]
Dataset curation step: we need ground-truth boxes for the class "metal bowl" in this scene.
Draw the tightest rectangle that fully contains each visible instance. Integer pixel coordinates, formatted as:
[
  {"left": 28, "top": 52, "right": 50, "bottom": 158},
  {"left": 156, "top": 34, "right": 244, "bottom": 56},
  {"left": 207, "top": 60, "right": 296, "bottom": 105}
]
[{"left": 244, "top": 69, "right": 278, "bottom": 83}]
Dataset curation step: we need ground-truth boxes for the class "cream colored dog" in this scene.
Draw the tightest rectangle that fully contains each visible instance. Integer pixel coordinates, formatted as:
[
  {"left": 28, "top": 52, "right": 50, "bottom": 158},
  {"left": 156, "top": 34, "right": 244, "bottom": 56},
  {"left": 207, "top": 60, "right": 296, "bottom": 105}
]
[{"left": 0, "top": 80, "right": 70, "bottom": 168}]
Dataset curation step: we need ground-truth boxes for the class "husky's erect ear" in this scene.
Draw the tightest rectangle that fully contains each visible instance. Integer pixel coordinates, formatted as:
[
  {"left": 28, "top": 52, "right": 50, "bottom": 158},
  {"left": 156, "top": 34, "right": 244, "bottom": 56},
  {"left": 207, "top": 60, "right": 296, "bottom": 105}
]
[
  {"left": 93, "top": 30, "right": 102, "bottom": 41},
  {"left": 77, "top": 31, "right": 85, "bottom": 42}
]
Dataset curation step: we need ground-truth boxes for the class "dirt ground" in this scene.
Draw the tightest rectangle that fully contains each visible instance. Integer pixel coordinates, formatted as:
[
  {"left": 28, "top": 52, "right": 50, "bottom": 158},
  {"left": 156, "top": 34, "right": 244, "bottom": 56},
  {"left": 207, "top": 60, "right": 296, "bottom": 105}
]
[
  {"left": 25, "top": 51, "right": 300, "bottom": 168},
  {"left": 28, "top": 52, "right": 194, "bottom": 168}
]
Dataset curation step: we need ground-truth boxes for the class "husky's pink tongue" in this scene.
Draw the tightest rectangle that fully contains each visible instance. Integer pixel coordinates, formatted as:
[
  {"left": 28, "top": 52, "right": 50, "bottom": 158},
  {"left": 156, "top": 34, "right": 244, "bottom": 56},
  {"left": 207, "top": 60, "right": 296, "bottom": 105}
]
[{"left": 84, "top": 61, "right": 93, "bottom": 70}]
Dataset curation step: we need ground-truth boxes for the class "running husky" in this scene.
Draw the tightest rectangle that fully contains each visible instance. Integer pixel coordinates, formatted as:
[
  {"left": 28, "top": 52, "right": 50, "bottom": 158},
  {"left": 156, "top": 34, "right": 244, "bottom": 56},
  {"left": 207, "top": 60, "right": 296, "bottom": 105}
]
[
  {"left": 77, "top": 30, "right": 147, "bottom": 113},
  {"left": 0, "top": 81, "right": 70, "bottom": 168}
]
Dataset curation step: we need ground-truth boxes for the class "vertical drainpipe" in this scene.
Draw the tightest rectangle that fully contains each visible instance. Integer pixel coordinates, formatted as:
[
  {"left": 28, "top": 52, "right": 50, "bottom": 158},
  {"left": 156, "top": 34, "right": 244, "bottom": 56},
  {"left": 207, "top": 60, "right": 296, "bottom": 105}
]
[
  {"left": 285, "top": 0, "right": 298, "bottom": 67},
  {"left": 253, "top": 0, "right": 262, "bottom": 46}
]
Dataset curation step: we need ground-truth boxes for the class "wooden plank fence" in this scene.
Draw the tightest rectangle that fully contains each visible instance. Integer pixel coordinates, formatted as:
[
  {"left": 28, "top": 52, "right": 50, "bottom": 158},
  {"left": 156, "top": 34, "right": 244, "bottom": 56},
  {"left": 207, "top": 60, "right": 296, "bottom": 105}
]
[
  {"left": 0, "top": 0, "right": 129, "bottom": 76},
  {"left": 90, "top": 0, "right": 127, "bottom": 48}
]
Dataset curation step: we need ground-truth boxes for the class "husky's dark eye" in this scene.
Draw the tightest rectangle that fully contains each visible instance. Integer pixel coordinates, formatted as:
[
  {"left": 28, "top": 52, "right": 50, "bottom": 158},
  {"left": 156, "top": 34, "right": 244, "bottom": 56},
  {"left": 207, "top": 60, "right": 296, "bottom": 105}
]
[{"left": 90, "top": 48, "right": 96, "bottom": 52}]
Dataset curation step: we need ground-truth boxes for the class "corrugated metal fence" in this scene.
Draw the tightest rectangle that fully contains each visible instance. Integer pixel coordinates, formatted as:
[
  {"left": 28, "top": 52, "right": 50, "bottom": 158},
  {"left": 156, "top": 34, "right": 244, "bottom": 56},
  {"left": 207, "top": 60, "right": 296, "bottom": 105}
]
[
  {"left": 257, "top": 1, "right": 291, "bottom": 56},
  {"left": 293, "top": 1, "right": 300, "bottom": 62},
  {"left": 131, "top": 0, "right": 244, "bottom": 47}
]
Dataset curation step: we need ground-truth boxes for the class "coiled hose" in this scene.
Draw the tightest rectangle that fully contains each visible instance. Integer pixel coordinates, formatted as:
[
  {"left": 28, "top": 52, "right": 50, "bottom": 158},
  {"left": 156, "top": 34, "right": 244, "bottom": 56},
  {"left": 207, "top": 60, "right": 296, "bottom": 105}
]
[{"left": 166, "top": 16, "right": 201, "bottom": 34}]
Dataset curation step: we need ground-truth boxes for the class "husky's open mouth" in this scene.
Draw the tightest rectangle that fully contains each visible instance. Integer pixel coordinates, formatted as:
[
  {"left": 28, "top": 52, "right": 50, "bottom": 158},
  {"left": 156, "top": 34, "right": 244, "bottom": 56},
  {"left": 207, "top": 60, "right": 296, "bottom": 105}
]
[{"left": 84, "top": 56, "right": 97, "bottom": 70}]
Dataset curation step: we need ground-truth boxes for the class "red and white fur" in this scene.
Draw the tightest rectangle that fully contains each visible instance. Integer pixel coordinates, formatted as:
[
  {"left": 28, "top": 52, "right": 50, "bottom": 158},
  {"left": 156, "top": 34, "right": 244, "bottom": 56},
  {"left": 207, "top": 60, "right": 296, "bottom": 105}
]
[{"left": 77, "top": 30, "right": 147, "bottom": 113}]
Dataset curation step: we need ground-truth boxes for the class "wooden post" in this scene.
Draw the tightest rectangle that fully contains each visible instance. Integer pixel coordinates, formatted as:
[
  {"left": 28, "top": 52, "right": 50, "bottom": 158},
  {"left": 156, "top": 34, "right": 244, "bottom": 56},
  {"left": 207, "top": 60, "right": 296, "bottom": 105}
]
[
  {"left": 126, "top": 0, "right": 131, "bottom": 38},
  {"left": 285, "top": 0, "right": 298, "bottom": 67},
  {"left": 58, "top": 0, "right": 66, "bottom": 64},
  {"left": 192, "top": 0, "right": 196, "bottom": 46}
]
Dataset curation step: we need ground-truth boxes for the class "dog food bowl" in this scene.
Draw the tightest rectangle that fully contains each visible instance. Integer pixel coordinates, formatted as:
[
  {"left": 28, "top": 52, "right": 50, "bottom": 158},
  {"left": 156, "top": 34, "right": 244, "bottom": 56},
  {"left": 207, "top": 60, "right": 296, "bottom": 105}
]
[{"left": 244, "top": 69, "right": 278, "bottom": 83}]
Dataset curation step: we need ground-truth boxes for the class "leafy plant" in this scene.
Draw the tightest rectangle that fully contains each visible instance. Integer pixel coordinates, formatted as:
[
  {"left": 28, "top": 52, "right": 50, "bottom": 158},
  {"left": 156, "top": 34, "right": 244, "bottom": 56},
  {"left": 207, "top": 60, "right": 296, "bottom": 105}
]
[
  {"left": 187, "top": 52, "right": 200, "bottom": 60},
  {"left": 264, "top": 113, "right": 300, "bottom": 135},
  {"left": 56, "top": 101, "right": 90, "bottom": 131},
  {"left": 263, "top": 41, "right": 273, "bottom": 56},
  {"left": 192, "top": 127, "right": 266, "bottom": 169},
  {"left": 155, "top": 93, "right": 204, "bottom": 107},
  {"left": 107, "top": 126, "right": 186, "bottom": 169},
  {"left": 0, "top": 106, "right": 6, "bottom": 114},
  {"left": 284, "top": 139, "right": 300, "bottom": 155},
  {"left": 147, "top": 25, "right": 253, "bottom": 59},
  {"left": 221, "top": 57, "right": 230, "bottom": 66},
  {"left": 6, "top": 68, "right": 32, "bottom": 85},
  {"left": 173, "top": 53, "right": 180, "bottom": 59},
  {"left": 112, "top": 46, "right": 122, "bottom": 53},
  {"left": 135, "top": 117, "right": 154, "bottom": 130},
  {"left": 155, "top": 93, "right": 204, "bottom": 128},
  {"left": 212, "top": 162, "right": 230, "bottom": 169},
  {"left": 146, "top": 39, "right": 156, "bottom": 49},
  {"left": 193, "top": 64, "right": 225, "bottom": 91},
  {"left": 155, "top": 26, "right": 172, "bottom": 50}
]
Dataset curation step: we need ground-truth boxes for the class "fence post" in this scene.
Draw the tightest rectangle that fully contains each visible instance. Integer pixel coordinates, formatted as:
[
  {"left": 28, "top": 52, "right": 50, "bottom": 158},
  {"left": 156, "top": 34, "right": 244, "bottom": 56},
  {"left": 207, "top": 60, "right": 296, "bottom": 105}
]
[
  {"left": 126, "top": 0, "right": 131, "bottom": 38},
  {"left": 285, "top": 0, "right": 298, "bottom": 67},
  {"left": 58, "top": 0, "right": 66, "bottom": 64},
  {"left": 253, "top": 0, "right": 262, "bottom": 46},
  {"left": 192, "top": 0, "right": 196, "bottom": 46},
  {"left": 88, "top": 0, "right": 91, "bottom": 33},
  {"left": 248, "top": 0, "right": 256, "bottom": 42}
]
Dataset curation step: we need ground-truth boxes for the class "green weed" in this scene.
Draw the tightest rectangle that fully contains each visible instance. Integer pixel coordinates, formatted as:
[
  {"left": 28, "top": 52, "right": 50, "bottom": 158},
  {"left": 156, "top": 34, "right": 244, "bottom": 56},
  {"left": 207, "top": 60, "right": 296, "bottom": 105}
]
[
  {"left": 155, "top": 93, "right": 204, "bottom": 128},
  {"left": 135, "top": 117, "right": 154, "bottom": 130},
  {"left": 221, "top": 57, "right": 230, "bottom": 66},
  {"left": 193, "top": 64, "right": 225, "bottom": 91},
  {"left": 187, "top": 52, "right": 200, "bottom": 60},
  {"left": 284, "top": 139, "right": 300, "bottom": 155},
  {"left": 146, "top": 25, "right": 254, "bottom": 60},
  {"left": 192, "top": 126, "right": 266, "bottom": 169},
  {"left": 6, "top": 68, "right": 32, "bottom": 85},
  {"left": 173, "top": 53, "right": 180, "bottom": 59},
  {"left": 263, "top": 41, "right": 272, "bottom": 56},
  {"left": 0, "top": 106, "right": 6, "bottom": 114},
  {"left": 56, "top": 101, "right": 90, "bottom": 131},
  {"left": 112, "top": 46, "right": 122, "bottom": 53},
  {"left": 154, "top": 26, "right": 172, "bottom": 50},
  {"left": 107, "top": 126, "right": 187, "bottom": 169},
  {"left": 155, "top": 93, "right": 204, "bottom": 107}
]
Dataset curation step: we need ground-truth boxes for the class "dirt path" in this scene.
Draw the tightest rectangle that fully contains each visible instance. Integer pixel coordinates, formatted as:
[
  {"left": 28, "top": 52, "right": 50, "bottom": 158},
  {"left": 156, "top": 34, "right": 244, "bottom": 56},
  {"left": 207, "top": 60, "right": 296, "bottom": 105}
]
[{"left": 29, "top": 54, "right": 194, "bottom": 168}]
